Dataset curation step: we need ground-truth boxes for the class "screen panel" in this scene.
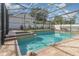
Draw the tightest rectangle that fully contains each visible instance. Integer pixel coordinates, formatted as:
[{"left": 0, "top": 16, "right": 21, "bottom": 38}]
[
  {"left": 0, "top": 3, "right": 9, "bottom": 45},
  {"left": 0, "top": 4, "right": 1, "bottom": 46}
]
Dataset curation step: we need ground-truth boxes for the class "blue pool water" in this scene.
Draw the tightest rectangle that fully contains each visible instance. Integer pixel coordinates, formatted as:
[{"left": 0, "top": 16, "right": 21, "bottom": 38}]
[{"left": 17, "top": 31, "right": 73, "bottom": 55}]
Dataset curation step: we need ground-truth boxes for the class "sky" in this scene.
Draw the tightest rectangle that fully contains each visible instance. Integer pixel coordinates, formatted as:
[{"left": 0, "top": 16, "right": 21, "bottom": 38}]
[
  {"left": 7, "top": 3, "right": 79, "bottom": 24},
  {"left": 67, "top": 3, "right": 79, "bottom": 11}
]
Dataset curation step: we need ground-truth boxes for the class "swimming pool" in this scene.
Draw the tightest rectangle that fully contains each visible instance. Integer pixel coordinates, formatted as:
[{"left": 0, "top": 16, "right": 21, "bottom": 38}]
[{"left": 17, "top": 31, "right": 73, "bottom": 55}]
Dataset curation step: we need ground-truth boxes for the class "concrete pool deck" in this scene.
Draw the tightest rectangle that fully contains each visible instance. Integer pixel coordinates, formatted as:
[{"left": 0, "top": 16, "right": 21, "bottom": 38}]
[
  {"left": 37, "top": 39, "right": 79, "bottom": 56},
  {"left": 0, "top": 37, "right": 79, "bottom": 56},
  {"left": 0, "top": 39, "right": 17, "bottom": 56}
]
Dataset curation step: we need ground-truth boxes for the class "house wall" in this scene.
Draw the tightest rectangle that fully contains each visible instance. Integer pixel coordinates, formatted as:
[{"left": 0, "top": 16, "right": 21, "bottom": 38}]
[
  {"left": 9, "top": 14, "right": 79, "bottom": 32},
  {"left": 9, "top": 14, "right": 35, "bottom": 30}
]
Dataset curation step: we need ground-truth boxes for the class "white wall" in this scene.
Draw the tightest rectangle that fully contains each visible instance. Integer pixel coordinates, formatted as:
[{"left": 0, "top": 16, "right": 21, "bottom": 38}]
[
  {"left": 9, "top": 14, "right": 35, "bottom": 29},
  {"left": 9, "top": 14, "right": 79, "bottom": 31},
  {"left": 53, "top": 24, "right": 79, "bottom": 32}
]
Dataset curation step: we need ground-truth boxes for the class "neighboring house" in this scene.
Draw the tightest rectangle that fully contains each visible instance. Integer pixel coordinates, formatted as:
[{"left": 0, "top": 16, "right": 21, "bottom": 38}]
[{"left": 9, "top": 14, "right": 35, "bottom": 30}]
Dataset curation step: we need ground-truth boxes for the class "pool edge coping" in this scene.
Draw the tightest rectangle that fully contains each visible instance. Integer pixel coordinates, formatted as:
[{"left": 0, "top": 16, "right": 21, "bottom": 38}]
[{"left": 16, "top": 40, "right": 22, "bottom": 56}]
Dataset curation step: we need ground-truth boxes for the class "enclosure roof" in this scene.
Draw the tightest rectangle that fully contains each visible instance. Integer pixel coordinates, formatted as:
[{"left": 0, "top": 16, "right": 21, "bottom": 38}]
[{"left": 5, "top": 3, "right": 79, "bottom": 22}]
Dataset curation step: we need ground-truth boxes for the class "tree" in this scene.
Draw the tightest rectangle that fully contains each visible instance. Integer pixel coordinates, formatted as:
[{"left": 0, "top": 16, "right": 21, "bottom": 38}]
[
  {"left": 65, "top": 16, "right": 76, "bottom": 24},
  {"left": 52, "top": 16, "right": 64, "bottom": 24},
  {"left": 52, "top": 16, "right": 76, "bottom": 24},
  {"left": 30, "top": 8, "right": 48, "bottom": 29},
  {"left": 70, "top": 16, "right": 76, "bottom": 24}
]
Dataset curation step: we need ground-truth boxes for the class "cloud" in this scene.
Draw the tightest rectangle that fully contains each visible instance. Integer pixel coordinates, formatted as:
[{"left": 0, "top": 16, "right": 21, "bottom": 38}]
[
  {"left": 6, "top": 4, "right": 21, "bottom": 9},
  {"left": 55, "top": 3, "right": 66, "bottom": 8},
  {"left": 63, "top": 9, "right": 69, "bottom": 13},
  {"left": 5, "top": 3, "right": 11, "bottom": 7}
]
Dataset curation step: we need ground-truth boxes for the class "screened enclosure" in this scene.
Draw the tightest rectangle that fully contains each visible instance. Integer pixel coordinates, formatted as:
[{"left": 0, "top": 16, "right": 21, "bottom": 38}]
[
  {"left": 0, "top": 3, "right": 79, "bottom": 56},
  {"left": 0, "top": 3, "right": 79, "bottom": 38},
  {"left": 4, "top": 3, "right": 79, "bottom": 33},
  {"left": 0, "top": 3, "right": 9, "bottom": 45},
  {"left": 0, "top": 4, "right": 1, "bottom": 46}
]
